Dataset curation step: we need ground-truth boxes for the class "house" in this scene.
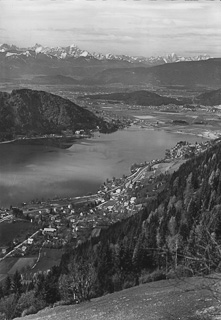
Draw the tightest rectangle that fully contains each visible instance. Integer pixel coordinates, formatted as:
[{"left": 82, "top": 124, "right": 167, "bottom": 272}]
[
  {"left": 130, "top": 197, "right": 136, "bottom": 204},
  {"left": 21, "top": 245, "right": 27, "bottom": 252},
  {"left": 0, "top": 246, "right": 9, "bottom": 255},
  {"left": 42, "top": 227, "right": 57, "bottom": 236},
  {"left": 75, "top": 129, "right": 85, "bottom": 135},
  {"left": 27, "top": 238, "right": 34, "bottom": 245}
]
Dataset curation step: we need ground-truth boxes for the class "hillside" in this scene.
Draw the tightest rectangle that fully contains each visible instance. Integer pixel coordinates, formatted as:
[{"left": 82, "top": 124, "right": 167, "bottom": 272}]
[
  {"left": 0, "top": 89, "right": 111, "bottom": 140},
  {"left": 29, "top": 75, "right": 79, "bottom": 85},
  {"left": 195, "top": 88, "right": 221, "bottom": 105},
  {"left": 15, "top": 277, "right": 217, "bottom": 320},
  {"left": 85, "top": 59, "right": 221, "bottom": 88},
  {"left": 84, "top": 90, "right": 183, "bottom": 106}
]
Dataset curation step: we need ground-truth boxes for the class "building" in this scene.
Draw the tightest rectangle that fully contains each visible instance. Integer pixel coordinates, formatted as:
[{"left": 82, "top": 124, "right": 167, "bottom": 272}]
[
  {"left": 42, "top": 227, "right": 57, "bottom": 236},
  {"left": 27, "top": 238, "right": 34, "bottom": 245}
]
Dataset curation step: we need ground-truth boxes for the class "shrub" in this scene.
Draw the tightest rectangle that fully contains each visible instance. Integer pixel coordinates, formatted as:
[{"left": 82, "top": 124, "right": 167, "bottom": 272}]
[
  {"left": 167, "top": 266, "right": 193, "bottom": 279},
  {"left": 139, "top": 270, "right": 166, "bottom": 284}
]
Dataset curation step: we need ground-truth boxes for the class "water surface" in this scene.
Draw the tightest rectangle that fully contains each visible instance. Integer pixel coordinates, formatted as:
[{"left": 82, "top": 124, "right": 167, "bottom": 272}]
[{"left": 0, "top": 127, "right": 206, "bottom": 207}]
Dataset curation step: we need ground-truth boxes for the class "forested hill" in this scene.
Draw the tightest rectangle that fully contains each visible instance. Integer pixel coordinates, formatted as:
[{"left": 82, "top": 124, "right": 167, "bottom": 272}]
[
  {"left": 195, "top": 88, "right": 221, "bottom": 106},
  {"left": 60, "top": 138, "right": 221, "bottom": 297},
  {"left": 0, "top": 89, "right": 113, "bottom": 140},
  {"left": 83, "top": 90, "right": 183, "bottom": 106},
  {"left": 84, "top": 58, "right": 221, "bottom": 87}
]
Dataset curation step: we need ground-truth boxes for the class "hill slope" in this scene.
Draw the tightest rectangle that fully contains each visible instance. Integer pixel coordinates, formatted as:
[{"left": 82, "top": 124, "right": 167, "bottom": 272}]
[
  {"left": 0, "top": 89, "right": 108, "bottom": 139},
  {"left": 29, "top": 75, "right": 79, "bottom": 85},
  {"left": 84, "top": 90, "right": 183, "bottom": 106},
  {"left": 16, "top": 277, "right": 216, "bottom": 320},
  {"left": 85, "top": 59, "right": 221, "bottom": 88},
  {"left": 195, "top": 88, "right": 221, "bottom": 105}
]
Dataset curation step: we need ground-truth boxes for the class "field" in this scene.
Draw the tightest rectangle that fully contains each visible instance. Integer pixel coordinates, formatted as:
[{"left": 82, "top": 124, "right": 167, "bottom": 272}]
[
  {"left": 0, "top": 221, "right": 38, "bottom": 247},
  {"left": 0, "top": 257, "right": 37, "bottom": 282},
  {"left": 16, "top": 276, "right": 221, "bottom": 320},
  {"left": 0, "top": 249, "right": 63, "bottom": 283},
  {"left": 0, "top": 257, "right": 19, "bottom": 282},
  {"left": 0, "top": 257, "right": 19, "bottom": 273},
  {"left": 8, "top": 257, "right": 37, "bottom": 275},
  {"left": 31, "top": 248, "right": 63, "bottom": 273}
]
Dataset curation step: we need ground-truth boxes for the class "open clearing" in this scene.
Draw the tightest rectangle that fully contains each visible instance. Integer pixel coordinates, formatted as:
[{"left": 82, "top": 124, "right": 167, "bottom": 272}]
[
  {"left": 31, "top": 248, "right": 63, "bottom": 273},
  {"left": 0, "top": 257, "right": 37, "bottom": 282},
  {"left": 0, "top": 257, "right": 19, "bottom": 282},
  {"left": 0, "top": 221, "right": 37, "bottom": 247},
  {"left": 0, "top": 257, "right": 19, "bottom": 274},
  {"left": 8, "top": 257, "right": 37, "bottom": 275},
  {"left": 18, "top": 276, "right": 221, "bottom": 320}
]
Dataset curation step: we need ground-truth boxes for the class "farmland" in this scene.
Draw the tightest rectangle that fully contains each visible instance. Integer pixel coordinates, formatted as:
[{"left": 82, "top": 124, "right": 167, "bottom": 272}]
[
  {"left": 0, "top": 257, "right": 37, "bottom": 282},
  {"left": 31, "top": 248, "right": 63, "bottom": 273},
  {"left": 0, "top": 221, "right": 38, "bottom": 247}
]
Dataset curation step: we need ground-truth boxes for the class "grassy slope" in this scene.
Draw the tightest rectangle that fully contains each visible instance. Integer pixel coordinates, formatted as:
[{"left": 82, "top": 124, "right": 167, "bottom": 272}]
[
  {"left": 17, "top": 276, "right": 219, "bottom": 320},
  {"left": 0, "top": 221, "right": 37, "bottom": 246}
]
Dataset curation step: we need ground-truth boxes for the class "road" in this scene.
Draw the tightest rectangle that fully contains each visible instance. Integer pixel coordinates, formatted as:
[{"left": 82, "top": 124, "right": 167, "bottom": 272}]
[
  {"left": 0, "top": 214, "right": 13, "bottom": 224},
  {"left": 0, "top": 229, "right": 42, "bottom": 262}
]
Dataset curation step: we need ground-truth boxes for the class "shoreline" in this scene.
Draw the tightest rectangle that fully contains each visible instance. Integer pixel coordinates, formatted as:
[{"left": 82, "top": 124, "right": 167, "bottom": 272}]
[
  {"left": 0, "top": 126, "right": 216, "bottom": 210},
  {"left": 0, "top": 125, "right": 218, "bottom": 147},
  {"left": 0, "top": 135, "right": 89, "bottom": 149}
]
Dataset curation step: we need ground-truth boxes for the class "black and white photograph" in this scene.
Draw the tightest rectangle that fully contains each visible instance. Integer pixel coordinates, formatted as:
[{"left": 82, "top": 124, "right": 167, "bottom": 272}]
[{"left": 0, "top": 0, "right": 221, "bottom": 319}]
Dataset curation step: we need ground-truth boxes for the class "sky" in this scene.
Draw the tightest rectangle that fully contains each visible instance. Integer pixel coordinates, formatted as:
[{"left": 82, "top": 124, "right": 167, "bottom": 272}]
[{"left": 0, "top": 0, "right": 221, "bottom": 57}]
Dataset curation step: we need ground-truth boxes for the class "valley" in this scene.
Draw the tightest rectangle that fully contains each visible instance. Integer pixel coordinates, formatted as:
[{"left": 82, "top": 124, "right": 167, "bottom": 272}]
[{"left": 1, "top": 43, "right": 221, "bottom": 320}]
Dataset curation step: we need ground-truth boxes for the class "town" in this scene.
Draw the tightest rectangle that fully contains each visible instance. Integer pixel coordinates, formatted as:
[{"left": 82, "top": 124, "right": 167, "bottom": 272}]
[{"left": 0, "top": 137, "right": 215, "bottom": 280}]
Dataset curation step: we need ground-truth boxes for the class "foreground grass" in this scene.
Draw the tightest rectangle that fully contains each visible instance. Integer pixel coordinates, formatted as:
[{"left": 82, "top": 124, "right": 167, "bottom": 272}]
[{"left": 16, "top": 276, "right": 221, "bottom": 320}]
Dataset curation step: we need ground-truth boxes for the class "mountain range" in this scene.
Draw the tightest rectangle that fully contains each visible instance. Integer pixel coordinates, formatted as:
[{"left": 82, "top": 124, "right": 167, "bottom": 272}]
[
  {"left": 0, "top": 43, "right": 211, "bottom": 66},
  {"left": 86, "top": 59, "right": 221, "bottom": 88},
  {"left": 0, "top": 43, "right": 220, "bottom": 89}
]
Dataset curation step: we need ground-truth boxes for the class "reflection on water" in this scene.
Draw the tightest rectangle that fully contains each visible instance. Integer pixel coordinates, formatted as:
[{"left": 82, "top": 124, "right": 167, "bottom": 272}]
[{"left": 0, "top": 127, "right": 206, "bottom": 207}]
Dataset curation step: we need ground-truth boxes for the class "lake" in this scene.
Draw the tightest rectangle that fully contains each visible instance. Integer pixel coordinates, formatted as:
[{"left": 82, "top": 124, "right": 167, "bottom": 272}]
[{"left": 0, "top": 126, "right": 206, "bottom": 207}]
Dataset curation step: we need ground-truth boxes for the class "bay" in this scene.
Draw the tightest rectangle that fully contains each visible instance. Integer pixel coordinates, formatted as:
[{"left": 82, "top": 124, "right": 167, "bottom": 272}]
[{"left": 0, "top": 126, "right": 206, "bottom": 207}]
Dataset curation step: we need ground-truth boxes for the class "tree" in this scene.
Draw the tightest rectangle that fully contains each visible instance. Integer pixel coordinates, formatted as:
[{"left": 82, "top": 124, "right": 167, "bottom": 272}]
[
  {"left": 96, "top": 243, "right": 114, "bottom": 294},
  {"left": 0, "top": 294, "right": 17, "bottom": 320},
  {"left": 13, "top": 290, "right": 36, "bottom": 318},
  {"left": 11, "top": 271, "right": 22, "bottom": 296},
  {"left": 43, "top": 267, "right": 60, "bottom": 304},
  {"left": 3, "top": 276, "right": 11, "bottom": 297},
  {"left": 58, "top": 274, "right": 75, "bottom": 303},
  {"left": 68, "top": 257, "right": 96, "bottom": 302}
]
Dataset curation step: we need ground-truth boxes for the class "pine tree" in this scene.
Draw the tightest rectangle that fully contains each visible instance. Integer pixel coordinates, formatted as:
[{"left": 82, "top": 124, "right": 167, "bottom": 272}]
[
  {"left": 11, "top": 270, "right": 22, "bottom": 296},
  {"left": 3, "top": 276, "right": 11, "bottom": 296}
]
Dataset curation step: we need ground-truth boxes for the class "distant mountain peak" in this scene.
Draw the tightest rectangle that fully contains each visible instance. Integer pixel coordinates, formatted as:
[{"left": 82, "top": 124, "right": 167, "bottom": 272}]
[
  {"left": 70, "top": 43, "right": 79, "bottom": 48},
  {"left": 0, "top": 43, "right": 212, "bottom": 66}
]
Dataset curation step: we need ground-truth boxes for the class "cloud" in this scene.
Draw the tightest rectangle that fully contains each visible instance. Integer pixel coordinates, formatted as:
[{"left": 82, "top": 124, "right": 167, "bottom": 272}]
[{"left": 0, "top": 0, "right": 220, "bottom": 57}]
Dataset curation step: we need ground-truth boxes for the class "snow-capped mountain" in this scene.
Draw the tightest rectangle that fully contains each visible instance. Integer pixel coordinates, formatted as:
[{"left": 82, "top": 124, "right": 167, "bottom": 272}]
[{"left": 0, "top": 43, "right": 212, "bottom": 66}]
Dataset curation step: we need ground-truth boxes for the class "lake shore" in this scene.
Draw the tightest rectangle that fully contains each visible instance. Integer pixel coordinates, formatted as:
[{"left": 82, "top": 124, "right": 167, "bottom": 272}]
[{"left": 0, "top": 126, "right": 208, "bottom": 208}]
